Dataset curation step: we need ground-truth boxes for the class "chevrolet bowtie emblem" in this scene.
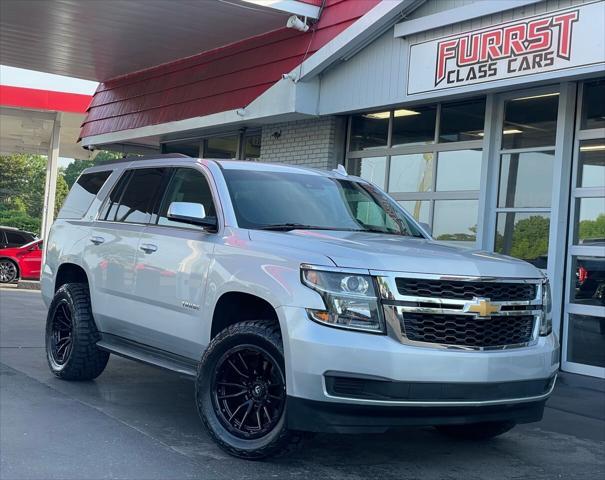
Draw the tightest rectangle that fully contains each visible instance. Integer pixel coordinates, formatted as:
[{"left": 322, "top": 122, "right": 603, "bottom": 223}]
[{"left": 464, "top": 298, "right": 500, "bottom": 317}]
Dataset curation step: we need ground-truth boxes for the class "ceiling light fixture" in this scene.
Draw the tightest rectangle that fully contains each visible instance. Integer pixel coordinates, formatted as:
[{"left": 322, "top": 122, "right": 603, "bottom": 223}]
[
  {"left": 580, "top": 144, "right": 605, "bottom": 151},
  {"left": 512, "top": 92, "right": 560, "bottom": 101},
  {"left": 363, "top": 109, "right": 419, "bottom": 120},
  {"left": 477, "top": 129, "right": 522, "bottom": 137}
]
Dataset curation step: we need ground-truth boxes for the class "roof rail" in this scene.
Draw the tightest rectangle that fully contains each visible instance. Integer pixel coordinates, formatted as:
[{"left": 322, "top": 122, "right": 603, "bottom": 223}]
[{"left": 92, "top": 152, "right": 192, "bottom": 166}]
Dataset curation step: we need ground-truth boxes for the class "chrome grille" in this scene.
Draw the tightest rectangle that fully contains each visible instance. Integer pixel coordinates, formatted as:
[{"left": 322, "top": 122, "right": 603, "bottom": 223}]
[
  {"left": 395, "top": 278, "right": 536, "bottom": 301},
  {"left": 400, "top": 313, "right": 535, "bottom": 348},
  {"left": 377, "top": 274, "right": 543, "bottom": 351}
]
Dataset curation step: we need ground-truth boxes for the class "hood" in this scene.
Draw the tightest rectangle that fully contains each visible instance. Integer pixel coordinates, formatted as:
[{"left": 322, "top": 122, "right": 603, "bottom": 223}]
[{"left": 248, "top": 230, "right": 542, "bottom": 279}]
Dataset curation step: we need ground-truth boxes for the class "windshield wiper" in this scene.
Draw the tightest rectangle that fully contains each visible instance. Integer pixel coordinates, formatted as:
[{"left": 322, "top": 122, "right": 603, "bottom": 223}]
[{"left": 257, "top": 223, "right": 336, "bottom": 231}]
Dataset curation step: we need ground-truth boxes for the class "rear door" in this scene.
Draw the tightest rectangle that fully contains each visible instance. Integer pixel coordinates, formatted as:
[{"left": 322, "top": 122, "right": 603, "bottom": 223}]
[
  {"left": 84, "top": 167, "right": 170, "bottom": 337},
  {"left": 131, "top": 166, "right": 220, "bottom": 359}
]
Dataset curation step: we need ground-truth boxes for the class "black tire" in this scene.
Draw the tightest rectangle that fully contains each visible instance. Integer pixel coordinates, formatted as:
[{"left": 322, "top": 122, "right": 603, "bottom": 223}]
[
  {"left": 436, "top": 421, "right": 516, "bottom": 440},
  {"left": 45, "top": 283, "right": 109, "bottom": 380},
  {"left": 0, "top": 258, "right": 18, "bottom": 283},
  {"left": 196, "top": 320, "right": 305, "bottom": 460}
]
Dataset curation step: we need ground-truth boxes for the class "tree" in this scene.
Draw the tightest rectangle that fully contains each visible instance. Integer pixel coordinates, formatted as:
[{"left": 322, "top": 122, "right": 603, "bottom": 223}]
[
  {"left": 0, "top": 154, "right": 69, "bottom": 235},
  {"left": 62, "top": 150, "right": 123, "bottom": 188}
]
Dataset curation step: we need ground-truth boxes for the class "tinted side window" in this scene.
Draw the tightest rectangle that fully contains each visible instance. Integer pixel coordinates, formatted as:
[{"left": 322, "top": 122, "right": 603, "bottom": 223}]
[
  {"left": 157, "top": 168, "right": 217, "bottom": 229},
  {"left": 58, "top": 170, "right": 112, "bottom": 219},
  {"left": 114, "top": 168, "right": 167, "bottom": 224},
  {"left": 98, "top": 171, "right": 132, "bottom": 221},
  {"left": 5, "top": 231, "right": 28, "bottom": 246}
]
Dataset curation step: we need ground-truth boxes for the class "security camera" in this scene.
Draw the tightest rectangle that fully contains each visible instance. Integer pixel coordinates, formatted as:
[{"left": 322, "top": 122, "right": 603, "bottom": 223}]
[{"left": 286, "top": 15, "right": 309, "bottom": 32}]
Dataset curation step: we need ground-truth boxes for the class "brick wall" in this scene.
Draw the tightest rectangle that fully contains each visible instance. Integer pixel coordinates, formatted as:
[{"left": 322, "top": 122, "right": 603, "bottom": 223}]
[{"left": 259, "top": 116, "right": 346, "bottom": 170}]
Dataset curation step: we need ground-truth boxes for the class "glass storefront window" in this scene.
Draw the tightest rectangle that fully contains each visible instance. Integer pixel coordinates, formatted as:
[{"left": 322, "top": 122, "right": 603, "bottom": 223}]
[
  {"left": 391, "top": 106, "right": 436, "bottom": 147},
  {"left": 388, "top": 153, "right": 434, "bottom": 193},
  {"left": 162, "top": 141, "right": 200, "bottom": 157},
  {"left": 574, "top": 197, "right": 605, "bottom": 246},
  {"left": 436, "top": 150, "right": 482, "bottom": 191},
  {"left": 578, "top": 139, "right": 605, "bottom": 188},
  {"left": 581, "top": 79, "right": 605, "bottom": 130},
  {"left": 433, "top": 200, "right": 478, "bottom": 246},
  {"left": 498, "top": 151, "right": 554, "bottom": 208},
  {"left": 348, "top": 157, "right": 387, "bottom": 189},
  {"left": 501, "top": 93, "right": 559, "bottom": 149},
  {"left": 205, "top": 136, "right": 238, "bottom": 159},
  {"left": 571, "top": 256, "right": 605, "bottom": 307},
  {"left": 350, "top": 113, "right": 389, "bottom": 151},
  {"left": 495, "top": 212, "right": 550, "bottom": 269},
  {"left": 568, "top": 314, "right": 605, "bottom": 368},
  {"left": 243, "top": 134, "right": 261, "bottom": 159},
  {"left": 398, "top": 200, "right": 430, "bottom": 225},
  {"left": 439, "top": 98, "right": 485, "bottom": 142}
]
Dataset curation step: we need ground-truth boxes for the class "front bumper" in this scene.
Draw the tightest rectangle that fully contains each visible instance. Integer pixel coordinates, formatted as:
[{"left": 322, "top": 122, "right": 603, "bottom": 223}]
[{"left": 278, "top": 306, "right": 558, "bottom": 431}]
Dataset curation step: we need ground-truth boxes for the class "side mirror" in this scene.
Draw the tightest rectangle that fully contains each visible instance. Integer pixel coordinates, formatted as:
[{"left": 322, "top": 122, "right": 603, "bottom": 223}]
[
  {"left": 167, "top": 202, "right": 217, "bottom": 229},
  {"left": 419, "top": 222, "right": 432, "bottom": 236}
]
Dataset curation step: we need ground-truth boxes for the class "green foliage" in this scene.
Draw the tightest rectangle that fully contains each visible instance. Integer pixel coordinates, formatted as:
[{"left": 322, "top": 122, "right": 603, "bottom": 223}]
[
  {"left": 495, "top": 215, "right": 550, "bottom": 261},
  {"left": 0, "top": 153, "right": 69, "bottom": 235},
  {"left": 578, "top": 213, "right": 605, "bottom": 242},
  {"left": 62, "top": 150, "right": 122, "bottom": 188}
]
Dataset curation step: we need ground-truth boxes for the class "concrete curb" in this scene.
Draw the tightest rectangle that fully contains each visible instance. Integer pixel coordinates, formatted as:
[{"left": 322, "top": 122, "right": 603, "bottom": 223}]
[{"left": 0, "top": 280, "right": 40, "bottom": 291}]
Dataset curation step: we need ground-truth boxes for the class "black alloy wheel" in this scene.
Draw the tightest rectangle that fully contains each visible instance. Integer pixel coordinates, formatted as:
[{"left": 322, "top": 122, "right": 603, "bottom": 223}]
[
  {"left": 49, "top": 300, "right": 74, "bottom": 366},
  {"left": 212, "top": 345, "right": 286, "bottom": 440},
  {"left": 0, "top": 259, "right": 17, "bottom": 283}
]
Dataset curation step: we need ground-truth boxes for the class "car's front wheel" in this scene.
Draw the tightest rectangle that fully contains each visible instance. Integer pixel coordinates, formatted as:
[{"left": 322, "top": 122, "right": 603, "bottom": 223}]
[
  {"left": 196, "top": 320, "right": 305, "bottom": 459},
  {"left": 436, "top": 421, "right": 516, "bottom": 440}
]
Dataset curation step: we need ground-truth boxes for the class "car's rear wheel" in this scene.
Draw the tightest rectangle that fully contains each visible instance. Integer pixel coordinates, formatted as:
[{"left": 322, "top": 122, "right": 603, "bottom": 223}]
[
  {"left": 45, "top": 283, "right": 109, "bottom": 380},
  {"left": 0, "top": 259, "right": 18, "bottom": 283},
  {"left": 436, "top": 421, "right": 516, "bottom": 440},
  {"left": 196, "top": 320, "right": 305, "bottom": 459}
]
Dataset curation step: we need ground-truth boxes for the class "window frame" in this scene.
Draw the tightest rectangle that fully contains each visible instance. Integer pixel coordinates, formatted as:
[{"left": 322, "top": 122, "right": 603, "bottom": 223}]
[
  {"left": 152, "top": 166, "right": 221, "bottom": 233},
  {"left": 346, "top": 97, "right": 486, "bottom": 246}
]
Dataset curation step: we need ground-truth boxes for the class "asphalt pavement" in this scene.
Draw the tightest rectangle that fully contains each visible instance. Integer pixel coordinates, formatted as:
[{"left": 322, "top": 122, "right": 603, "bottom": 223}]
[{"left": 1, "top": 288, "right": 604, "bottom": 480}]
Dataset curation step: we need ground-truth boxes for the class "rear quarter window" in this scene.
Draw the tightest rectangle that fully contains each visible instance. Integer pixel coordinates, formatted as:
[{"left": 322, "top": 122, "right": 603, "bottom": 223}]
[{"left": 57, "top": 170, "right": 112, "bottom": 219}]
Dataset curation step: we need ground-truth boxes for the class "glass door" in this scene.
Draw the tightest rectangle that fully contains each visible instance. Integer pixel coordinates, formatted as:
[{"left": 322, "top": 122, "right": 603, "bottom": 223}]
[{"left": 562, "top": 79, "right": 605, "bottom": 378}]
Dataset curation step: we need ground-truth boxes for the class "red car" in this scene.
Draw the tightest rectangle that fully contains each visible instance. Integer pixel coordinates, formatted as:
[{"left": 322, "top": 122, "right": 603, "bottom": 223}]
[{"left": 0, "top": 239, "right": 43, "bottom": 283}]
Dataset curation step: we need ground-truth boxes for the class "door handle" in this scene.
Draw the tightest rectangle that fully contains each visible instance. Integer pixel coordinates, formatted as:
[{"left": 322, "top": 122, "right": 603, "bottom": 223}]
[
  {"left": 90, "top": 236, "right": 105, "bottom": 245},
  {"left": 140, "top": 243, "right": 158, "bottom": 254}
]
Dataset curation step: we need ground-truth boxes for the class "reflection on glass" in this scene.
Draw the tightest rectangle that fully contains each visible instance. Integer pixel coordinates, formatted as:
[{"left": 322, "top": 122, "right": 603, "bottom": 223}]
[
  {"left": 568, "top": 314, "right": 605, "bottom": 368},
  {"left": 498, "top": 151, "right": 554, "bottom": 208},
  {"left": 439, "top": 98, "right": 486, "bottom": 142},
  {"left": 163, "top": 141, "right": 200, "bottom": 157},
  {"left": 436, "top": 150, "right": 482, "bottom": 191},
  {"left": 398, "top": 200, "right": 430, "bottom": 225},
  {"left": 571, "top": 256, "right": 605, "bottom": 307},
  {"left": 433, "top": 200, "right": 478, "bottom": 246},
  {"left": 388, "top": 153, "right": 434, "bottom": 193},
  {"left": 575, "top": 197, "right": 605, "bottom": 245},
  {"left": 581, "top": 79, "right": 605, "bottom": 130},
  {"left": 350, "top": 114, "right": 389, "bottom": 151},
  {"left": 501, "top": 93, "right": 558, "bottom": 149},
  {"left": 391, "top": 106, "right": 436, "bottom": 147},
  {"left": 243, "top": 134, "right": 261, "bottom": 159},
  {"left": 578, "top": 139, "right": 605, "bottom": 188},
  {"left": 347, "top": 157, "right": 387, "bottom": 189},
  {"left": 495, "top": 212, "right": 550, "bottom": 268},
  {"left": 205, "top": 136, "right": 238, "bottom": 159}
]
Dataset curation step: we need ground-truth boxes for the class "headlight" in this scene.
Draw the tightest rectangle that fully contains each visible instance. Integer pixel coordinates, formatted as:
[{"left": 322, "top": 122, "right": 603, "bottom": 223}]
[
  {"left": 540, "top": 280, "right": 552, "bottom": 336},
  {"left": 301, "top": 267, "right": 385, "bottom": 333}
]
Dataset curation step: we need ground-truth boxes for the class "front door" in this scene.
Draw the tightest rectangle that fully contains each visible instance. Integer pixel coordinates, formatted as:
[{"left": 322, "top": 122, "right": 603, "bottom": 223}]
[
  {"left": 131, "top": 166, "right": 219, "bottom": 360},
  {"left": 561, "top": 79, "right": 605, "bottom": 378}
]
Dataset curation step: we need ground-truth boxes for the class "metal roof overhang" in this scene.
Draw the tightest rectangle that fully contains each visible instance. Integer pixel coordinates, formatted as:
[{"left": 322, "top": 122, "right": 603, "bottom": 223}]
[{"left": 0, "top": 0, "right": 320, "bottom": 82}]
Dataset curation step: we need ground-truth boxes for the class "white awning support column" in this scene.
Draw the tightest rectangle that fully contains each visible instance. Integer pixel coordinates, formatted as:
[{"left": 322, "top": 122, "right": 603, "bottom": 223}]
[{"left": 41, "top": 112, "right": 62, "bottom": 242}]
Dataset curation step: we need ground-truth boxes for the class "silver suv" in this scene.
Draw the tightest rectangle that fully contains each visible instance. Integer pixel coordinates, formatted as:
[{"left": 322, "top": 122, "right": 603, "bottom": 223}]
[{"left": 42, "top": 155, "right": 558, "bottom": 459}]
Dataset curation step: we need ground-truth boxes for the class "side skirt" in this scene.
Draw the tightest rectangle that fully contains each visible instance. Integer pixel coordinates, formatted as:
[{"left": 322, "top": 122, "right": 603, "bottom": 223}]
[{"left": 97, "top": 333, "right": 198, "bottom": 378}]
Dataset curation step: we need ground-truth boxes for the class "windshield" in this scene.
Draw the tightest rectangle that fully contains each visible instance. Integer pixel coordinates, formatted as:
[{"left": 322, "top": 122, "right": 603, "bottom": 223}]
[{"left": 223, "top": 169, "right": 424, "bottom": 237}]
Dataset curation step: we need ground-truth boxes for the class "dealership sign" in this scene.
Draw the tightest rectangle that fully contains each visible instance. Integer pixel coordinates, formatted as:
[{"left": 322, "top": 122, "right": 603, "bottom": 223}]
[{"left": 407, "top": 2, "right": 605, "bottom": 95}]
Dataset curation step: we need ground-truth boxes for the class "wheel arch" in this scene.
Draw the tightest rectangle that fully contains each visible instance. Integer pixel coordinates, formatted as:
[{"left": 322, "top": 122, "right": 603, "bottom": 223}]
[
  {"left": 210, "top": 291, "right": 280, "bottom": 340},
  {"left": 55, "top": 262, "right": 89, "bottom": 292}
]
